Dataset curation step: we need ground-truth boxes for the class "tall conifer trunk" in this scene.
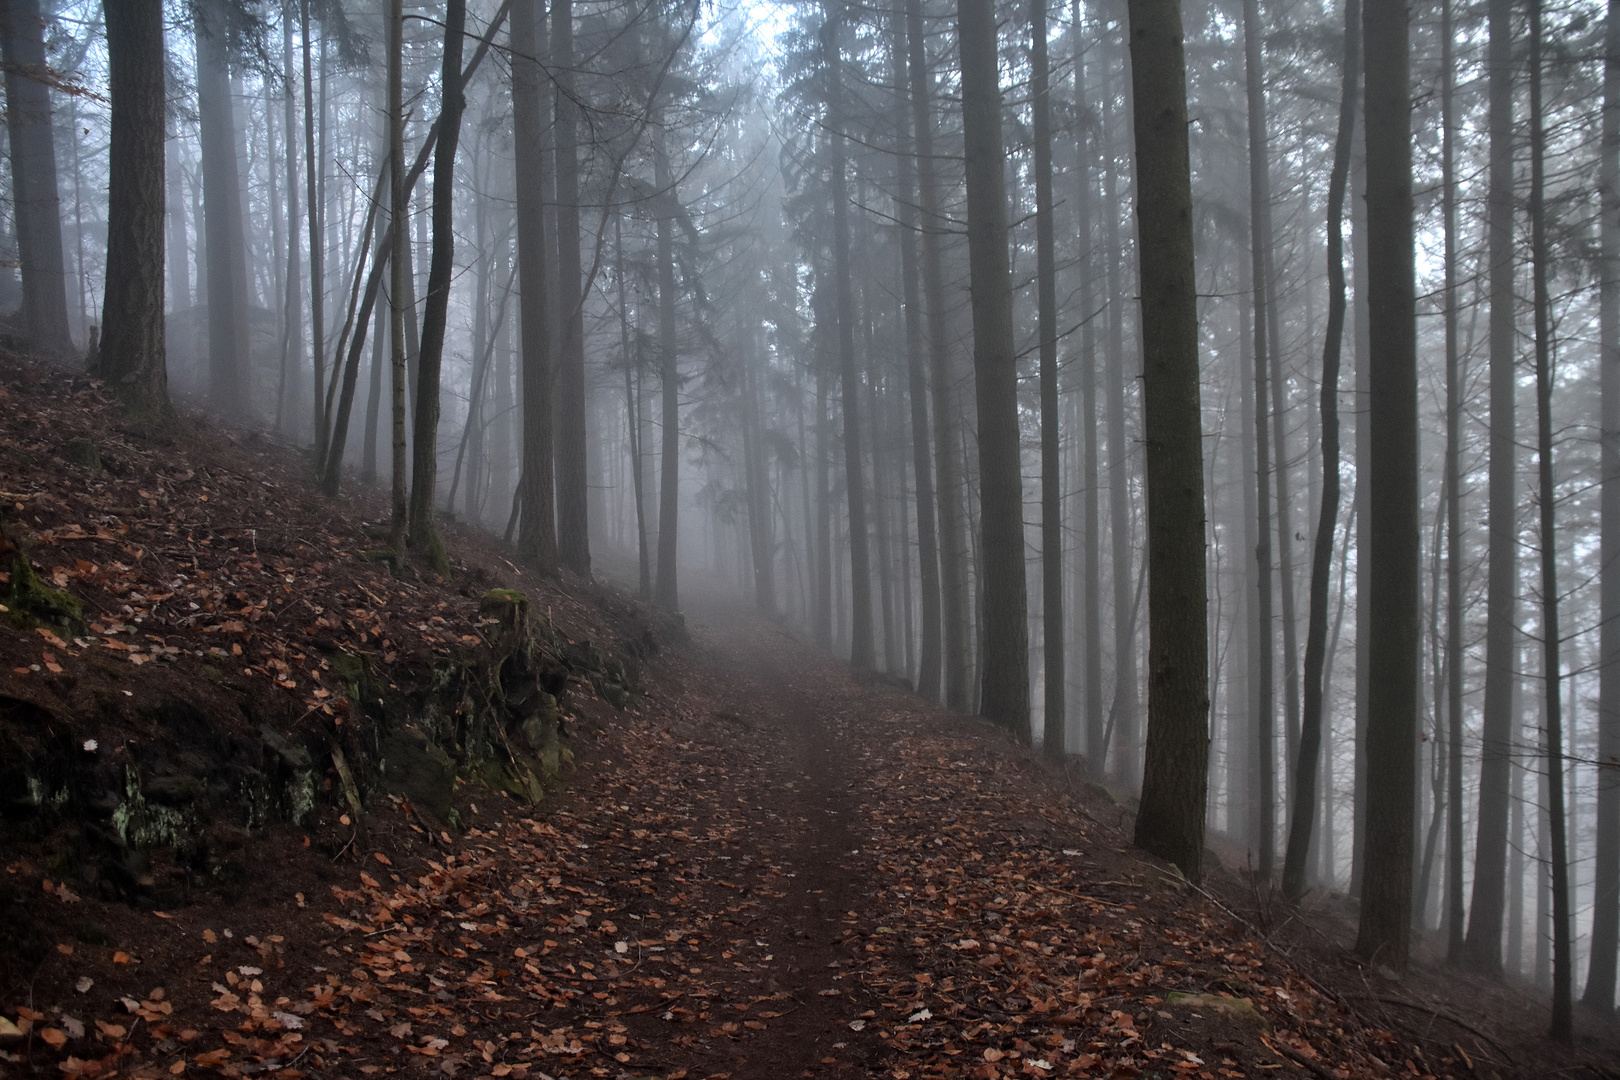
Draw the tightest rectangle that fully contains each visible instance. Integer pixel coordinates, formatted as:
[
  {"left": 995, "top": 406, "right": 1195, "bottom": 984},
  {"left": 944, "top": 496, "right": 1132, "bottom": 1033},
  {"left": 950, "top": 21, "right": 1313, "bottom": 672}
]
[
  {"left": 1126, "top": 0, "right": 1209, "bottom": 879},
  {"left": 892, "top": 13, "right": 942, "bottom": 702},
  {"left": 654, "top": 131, "right": 681, "bottom": 609},
  {"left": 1032, "top": 0, "right": 1064, "bottom": 752},
  {"left": 1528, "top": 0, "right": 1573, "bottom": 1037},
  {"left": 195, "top": 0, "right": 253, "bottom": 416},
  {"left": 554, "top": 0, "right": 591, "bottom": 576},
  {"left": 908, "top": 0, "right": 969, "bottom": 709},
  {"left": 1355, "top": 0, "right": 1418, "bottom": 973},
  {"left": 98, "top": 0, "right": 169, "bottom": 418},
  {"left": 1440, "top": 0, "right": 1466, "bottom": 958},
  {"left": 1242, "top": 0, "right": 1278, "bottom": 879},
  {"left": 1075, "top": 0, "right": 1103, "bottom": 764},
  {"left": 0, "top": 0, "right": 72, "bottom": 355},
  {"left": 1586, "top": 0, "right": 1620, "bottom": 1015},
  {"left": 822, "top": 5, "right": 875, "bottom": 669},
  {"left": 513, "top": 0, "right": 557, "bottom": 573},
  {"left": 1463, "top": 0, "right": 1519, "bottom": 974},
  {"left": 956, "top": 0, "right": 1029, "bottom": 729}
]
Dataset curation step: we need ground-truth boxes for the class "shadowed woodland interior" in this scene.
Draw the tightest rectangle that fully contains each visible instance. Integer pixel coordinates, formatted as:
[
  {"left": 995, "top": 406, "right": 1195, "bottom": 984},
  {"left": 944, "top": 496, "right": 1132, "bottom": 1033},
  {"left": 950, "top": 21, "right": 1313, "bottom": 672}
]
[{"left": 6, "top": 0, "right": 1620, "bottom": 1062}]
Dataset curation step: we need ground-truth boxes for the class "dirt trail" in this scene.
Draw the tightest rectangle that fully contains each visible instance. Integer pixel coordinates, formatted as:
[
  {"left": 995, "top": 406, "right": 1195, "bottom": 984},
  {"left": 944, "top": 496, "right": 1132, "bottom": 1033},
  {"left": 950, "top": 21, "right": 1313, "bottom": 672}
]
[{"left": 570, "top": 605, "right": 899, "bottom": 1078}]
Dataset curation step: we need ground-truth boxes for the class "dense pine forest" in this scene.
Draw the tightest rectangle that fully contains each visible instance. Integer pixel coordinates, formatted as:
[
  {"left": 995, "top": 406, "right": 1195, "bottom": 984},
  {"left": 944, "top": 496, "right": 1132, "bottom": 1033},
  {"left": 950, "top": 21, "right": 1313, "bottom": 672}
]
[{"left": 5, "top": 0, "right": 1620, "bottom": 1062}]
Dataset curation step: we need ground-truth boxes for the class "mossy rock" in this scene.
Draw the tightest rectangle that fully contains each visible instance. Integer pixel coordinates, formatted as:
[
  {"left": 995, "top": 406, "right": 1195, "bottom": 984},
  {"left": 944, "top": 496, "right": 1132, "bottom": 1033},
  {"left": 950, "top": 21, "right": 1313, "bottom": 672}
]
[
  {"left": 327, "top": 651, "right": 371, "bottom": 701},
  {"left": 479, "top": 589, "right": 528, "bottom": 634},
  {"left": 380, "top": 726, "right": 456, "bottom": 824},
  {"left": 5, "top": 554, "right": 86, "bottom": 636},
  {"left": 1164, "top": 993, "right": 1271, "bottom": 1034},
  {"left": 600, "top": 680, "right": 629, "bottom": 709}
]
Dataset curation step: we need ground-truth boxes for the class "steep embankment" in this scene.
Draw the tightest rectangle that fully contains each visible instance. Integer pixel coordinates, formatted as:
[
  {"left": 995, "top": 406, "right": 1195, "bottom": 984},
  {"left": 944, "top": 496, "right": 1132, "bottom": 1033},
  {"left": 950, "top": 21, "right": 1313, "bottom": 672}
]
[{"left": 0, "top": 354, "right": 668, "bottom": 1031}]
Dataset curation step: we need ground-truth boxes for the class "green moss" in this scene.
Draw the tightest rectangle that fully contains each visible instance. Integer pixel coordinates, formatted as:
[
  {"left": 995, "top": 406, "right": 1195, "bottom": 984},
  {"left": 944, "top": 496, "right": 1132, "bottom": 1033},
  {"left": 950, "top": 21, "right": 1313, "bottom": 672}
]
[
  {"left": 360, "top": 548, "right": 400, "bottom": 576},
  {"left": 111, "top": 765, "right": 193, "bottom": 850},
  {"left": 5, "top": 554, "right": 86, "bottom": 636},
  {"left": 328, "top": 651, "right": 369, "bottom": 701},
  {"left": 420, "top": 529, "right": 451, "bottom": 578}
]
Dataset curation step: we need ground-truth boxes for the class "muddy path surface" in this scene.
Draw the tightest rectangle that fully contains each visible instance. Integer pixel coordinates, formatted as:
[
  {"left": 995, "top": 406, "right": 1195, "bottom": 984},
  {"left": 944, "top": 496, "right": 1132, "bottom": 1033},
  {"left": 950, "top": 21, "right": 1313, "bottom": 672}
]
[{"left": 5, "top": 601, "right": 1503, "bottom": 1080}]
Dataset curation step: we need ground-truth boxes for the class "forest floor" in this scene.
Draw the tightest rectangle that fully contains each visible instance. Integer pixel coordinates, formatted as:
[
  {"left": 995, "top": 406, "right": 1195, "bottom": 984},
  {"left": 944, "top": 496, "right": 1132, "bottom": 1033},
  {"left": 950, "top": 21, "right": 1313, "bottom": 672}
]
[{"left": 1, "top": 352, "right": 1618, "bottom": 1080}]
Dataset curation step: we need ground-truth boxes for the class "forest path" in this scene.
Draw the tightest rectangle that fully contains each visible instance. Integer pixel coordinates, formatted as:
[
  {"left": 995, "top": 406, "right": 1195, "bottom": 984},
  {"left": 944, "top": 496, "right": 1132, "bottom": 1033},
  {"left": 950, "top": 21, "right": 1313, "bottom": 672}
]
[
  {"left": 13, "top": 598, "right": 1418, "bottom": 1080},
  {"left": 538, "top": 597, "right": 950, "bottom": 1079},
  {"left": 366, "top": 599, "right": 1403, "bottom": 1080}
]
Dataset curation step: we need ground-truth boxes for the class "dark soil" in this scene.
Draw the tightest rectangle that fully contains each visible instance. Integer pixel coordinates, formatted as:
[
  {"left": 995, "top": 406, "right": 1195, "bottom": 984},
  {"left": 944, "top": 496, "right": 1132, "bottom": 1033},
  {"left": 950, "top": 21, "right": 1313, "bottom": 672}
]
[{"left": 1, "top": 353, "right": 1617, "bottom": 1080}]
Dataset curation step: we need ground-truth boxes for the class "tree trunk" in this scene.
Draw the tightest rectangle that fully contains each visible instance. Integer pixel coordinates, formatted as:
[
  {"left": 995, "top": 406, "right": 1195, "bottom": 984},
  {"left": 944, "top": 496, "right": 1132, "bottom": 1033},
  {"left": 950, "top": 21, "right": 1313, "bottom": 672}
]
[
  {"left": 302, "top": 0, "right": 328, "bottom": 466},
  {"left": 1350, "top": 103, "right": 1371, "bottom": 897},
  {"left": 814, "top": 337, "right": 834, "bottom": 647},
  {"left": 617, "top": 219, "right": 652, "bottom": 600},
  {"left": 1282, "top": 0, "right": 1357, "bottom": 903},
  {"left": 278, "top": 16, "right": 304, "bottom": 440},
  {"left": 956, "top": 0, "right": 1030, "bottom": 730},
  {"left": 1075, "top": 0, "right": 1103, "bottom": 767},
  {"left": 97, "top": 0, "right": 169, "bottom": 418},
  {"left": 1032, "top": 0, "right": 1064, "bottom": 753},
  {"left": 744, "top": 340, "right": 776, "bottom": 612},
  {"left": 1126, "top": 0, "right": 1210, "bottom": 880},
  {"left": 1242, "top": 0, "right": 1279, "bottom": 880},
  {"left": 892, "top": 12, "right": 942, "bottom": 701},
  {"left": 553, "top": 0, "right": 591, "bottom": 576},
  {"left": 1528, "top": 0, "right": 1573, "bottom": 1036},
  {"left": 1462, "top": 0, "right": 1518, "bottom": 975},
  {"left": 387, "top": 0, "right": 407, "bottom": 554},
  {"left": 195, "top": 0, "right": 252, "bottom": 415},
  {"left": 513, "top": 0, "right": 557, "bottom": 573},
  {"left": 166, "top": 130, "right": 189, "bottom": 314},
  {"left": 1355, "top": 0, "right": 1418, "bottom": 973},
  {"left": 654, "top": 129, "right": 681, "bottom": 610},
  {"left": 822, "top": 7, "right": 875, "bottom": 670},
  {"left": 407, "top": 0, "right": 468, "bottom": 569},
  {"left": 0, "top": 0, "right": 72, "bottom": 355},
  {"left": 1103, "top": 26, "right": 1139, "bottom": 781},
  {"left": 1588, "top": 0, "right": 1620, "bottom": 1016},
  {"left": 1440, "top": 0, "right": 1466, "bottom": 959},
  {"left": 908, "top": 0, "right": 969, "bottom": 709},
  {"left": 363, "top": 283, "right": 385, "bottom": 485}
]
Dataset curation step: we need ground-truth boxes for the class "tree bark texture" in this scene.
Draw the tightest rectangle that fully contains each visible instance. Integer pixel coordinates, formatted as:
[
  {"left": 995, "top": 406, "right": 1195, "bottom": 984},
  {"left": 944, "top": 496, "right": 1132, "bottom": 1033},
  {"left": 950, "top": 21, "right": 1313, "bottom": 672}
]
[
  {"left": 893, "top": 13, "right": 942, "bottom": 702},
  {"left": 0, "top": 0, "right": 72, "bottom": 355},
  {"left": 1355, "top": 0, "right": 1418, "bottom": 973},
  {"left": 97, "top": 0, "right": 170, "bottom": 418},
  {"left": 553, "top": 0, "right": 591, "bottom": 576},
  {"left": 1126, "top": 0, "right": 1210, "bottom": 881},
  {"left": 1463, "top": 0, "right": 1518, "bottom": 975},
  {"left": 908, "top": 0, "right": 969, "bottom": 710},
  {"left": 1528, "top": 1, "right": 1573, "bottom": 1037},
  {"left": 1032, "top": 0, "right": 1065, "bottom": 754},
  {"left": 955, "top": 0, "right": 1030, "bottom": 730},
  {"left": 1241, "top": 0, "right": 1278, "bottom": 881},
  {"left": 513, "top": 0, "right": 557, "bottom": 573},
  {"left": 1586, "top": 0, "right": 1620, "bottom": 1015}
]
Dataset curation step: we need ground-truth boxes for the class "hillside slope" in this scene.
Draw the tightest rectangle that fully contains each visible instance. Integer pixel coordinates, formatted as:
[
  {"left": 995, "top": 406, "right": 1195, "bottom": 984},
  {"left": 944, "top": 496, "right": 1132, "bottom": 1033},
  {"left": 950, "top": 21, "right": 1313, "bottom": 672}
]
[{"left": 1, "top": 354, "right": 1616, "bottom": 1080}]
